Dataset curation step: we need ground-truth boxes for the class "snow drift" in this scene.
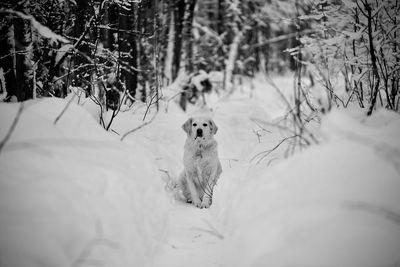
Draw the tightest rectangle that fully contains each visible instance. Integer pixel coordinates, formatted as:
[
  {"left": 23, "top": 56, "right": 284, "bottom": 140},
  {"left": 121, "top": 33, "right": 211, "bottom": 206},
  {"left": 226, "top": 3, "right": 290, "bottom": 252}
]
[
  {"left": 1, "top": 76, "right": 400, "bottom": 267},
  {"left": 0, "top": 99, "right": 172, "bottom": 267},
  {"left": 213, "top": 108, "right": 400, "bottom": 267}
]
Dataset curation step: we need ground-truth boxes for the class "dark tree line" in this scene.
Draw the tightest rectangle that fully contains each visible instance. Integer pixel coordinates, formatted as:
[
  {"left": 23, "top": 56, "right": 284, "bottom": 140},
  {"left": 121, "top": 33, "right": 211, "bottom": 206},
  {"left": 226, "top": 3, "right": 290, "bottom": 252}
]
[
  {"left": 0, "top": 0, "right": 307, "bottom": 106},
  {"left": 1, "top": 0, "right": 396, "bottom": 120}
]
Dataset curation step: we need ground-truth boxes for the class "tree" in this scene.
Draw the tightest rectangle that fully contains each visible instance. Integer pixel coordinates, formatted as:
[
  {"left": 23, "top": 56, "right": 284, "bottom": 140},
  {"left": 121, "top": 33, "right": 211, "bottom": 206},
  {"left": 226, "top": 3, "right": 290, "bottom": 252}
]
[
  {"left": 300, "top": 0, "right": 400, "bottom": 113},
  {"left": 119, "top": 5, "right": 138, "bottom": 101},
  {"left": 180, "top": 0, "right": 197, "bottom": 74},
  {"left": 172, "top": 0, "right": 185, "bottom": 80},
  {"left": 0, "top": 11, "right": 17, "bottom": 101},
  {"left": 14, "top": 17, "right": 33, "bottom": 101}
]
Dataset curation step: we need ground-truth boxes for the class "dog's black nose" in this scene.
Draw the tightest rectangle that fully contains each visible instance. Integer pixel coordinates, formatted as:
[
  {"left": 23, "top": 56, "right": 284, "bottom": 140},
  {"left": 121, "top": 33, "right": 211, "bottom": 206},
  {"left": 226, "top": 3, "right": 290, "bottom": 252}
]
[{"left": 196, "top": 128, "right": 203, "bottom": 137}]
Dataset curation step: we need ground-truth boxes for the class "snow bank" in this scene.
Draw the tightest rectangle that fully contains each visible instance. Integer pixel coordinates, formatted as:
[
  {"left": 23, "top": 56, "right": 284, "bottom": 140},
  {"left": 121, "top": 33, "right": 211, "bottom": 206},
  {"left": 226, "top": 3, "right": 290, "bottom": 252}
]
[
  {"left": 0, "top": 98, "right": 171, "bottom": 267},
  {"left": 2, "top": 74, "right": 399, "bottom": 267},
  {"left": 213, "top": 108, "right": 400, "bottom": 267}
]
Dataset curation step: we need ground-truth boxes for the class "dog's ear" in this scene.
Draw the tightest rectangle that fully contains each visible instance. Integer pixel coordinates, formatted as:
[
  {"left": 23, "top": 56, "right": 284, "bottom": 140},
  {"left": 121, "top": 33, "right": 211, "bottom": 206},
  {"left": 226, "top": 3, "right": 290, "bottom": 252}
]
[
  {"left": 182, "top": 118, "right": 193, "bottom": 135},
  {"left": 209, "top": 119, "right": 218, "bottom": 135}
]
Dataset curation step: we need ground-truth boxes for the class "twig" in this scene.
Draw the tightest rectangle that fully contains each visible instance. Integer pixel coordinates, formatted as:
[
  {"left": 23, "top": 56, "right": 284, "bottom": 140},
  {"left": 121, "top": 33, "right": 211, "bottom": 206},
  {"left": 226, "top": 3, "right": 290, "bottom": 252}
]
[
  {"left": 111, "top": 129, "right": 120, "bottom": 135},
  {"left": 250, "top": 135, "right": 301, "bottom": 164},
  {"left": 53, "top": 15, "right": 96, "bottom": 72},
  {"left": 0, "top": 102, "right": 24, "bottom": 155},
  {"left": 54, "top": 94, "right": 76, "bottom": 125},
  {"left": 105, "top": 85, "right": 128, "bottom": 131},
  {"left": 251, "top": 118, "right": 272, "bottom": 133},
  {"left": 120, "top": 111, "right": 157, "bottom": 141},
  {"left": 251, "top": 118, "right": 313, "bottom": 145},
  {"left": 253, "top": 29, "right": 315, "bottom": 48},
  {"left": 158, "top": 168, "right": 172, "bottom": 180},
  {"left": 89, "top": 95, "right": 106, "bottom": 128},
  {"left": 142, "top": 92, "right": 159, "bottom": 121},
  {"left": 264, "top": 73, "right": 295, "bottom": 116},
  {"left": 163, "top": 90, "right": 185, "bottom": 113}
]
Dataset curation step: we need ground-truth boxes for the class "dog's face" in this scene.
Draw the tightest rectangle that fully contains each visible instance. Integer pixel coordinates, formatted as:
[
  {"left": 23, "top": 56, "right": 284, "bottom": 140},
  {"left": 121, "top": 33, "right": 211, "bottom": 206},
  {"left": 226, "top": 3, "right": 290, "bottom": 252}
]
[{"left": 182, "top": 117, "right": 218, "bottom": 141}]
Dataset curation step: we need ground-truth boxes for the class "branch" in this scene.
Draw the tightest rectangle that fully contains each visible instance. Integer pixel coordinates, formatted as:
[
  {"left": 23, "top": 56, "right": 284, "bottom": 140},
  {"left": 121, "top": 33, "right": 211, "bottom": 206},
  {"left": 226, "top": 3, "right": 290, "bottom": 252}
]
[
  {"left": 53, "top": 15, "right": 96, "bottom": 71},
  {"left": 0, "top": 9, "right": 70, "bottom": 44},
  {"left": 54, "top": 94, "right": 75, "bottom": 125},
  {"left": 193, "top": 20, "right": 223, "bottom": 45},
  {"left": 0, "top": 102, "right": 24, "bottom": 155},
  {"left": 253, "top": 29, "right": 315, "bottom": 48},
  {"left": 89, "top": 95, "right": 106, "bottom": 128},
  {"left": 250, "top": 135, "right": 301, "bottom": 164},
  {"left": 120, "top": 112, "right": 157, "bottom": 141},
  {"left": 96, "top": 25, "right": 141, "bottom": 35}
]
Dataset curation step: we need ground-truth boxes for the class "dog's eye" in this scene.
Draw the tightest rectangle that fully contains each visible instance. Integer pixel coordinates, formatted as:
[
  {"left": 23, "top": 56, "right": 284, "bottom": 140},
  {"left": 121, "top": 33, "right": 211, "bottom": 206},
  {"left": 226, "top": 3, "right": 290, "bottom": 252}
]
[
  {"left": 203, "top": 123, "right": 208, "bottom": 127},
  {"left": 193, "top": 123, "right": 197, "bottom": 127}
]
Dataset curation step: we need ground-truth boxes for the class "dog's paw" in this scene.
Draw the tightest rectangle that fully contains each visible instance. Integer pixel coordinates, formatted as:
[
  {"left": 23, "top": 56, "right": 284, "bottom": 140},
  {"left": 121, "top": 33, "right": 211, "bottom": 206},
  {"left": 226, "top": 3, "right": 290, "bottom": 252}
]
[
  {"left": 192, "top": 198, "right": 202, "bottom": 208},
  {"left": 200, "top": 198, "right": 212, "bottom": 209}
]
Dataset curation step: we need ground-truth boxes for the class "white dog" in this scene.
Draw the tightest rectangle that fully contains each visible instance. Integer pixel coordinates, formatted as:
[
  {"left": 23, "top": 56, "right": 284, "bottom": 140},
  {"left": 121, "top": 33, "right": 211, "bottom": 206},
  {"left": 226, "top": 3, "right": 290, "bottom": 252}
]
[{"left": 179, "top": 116, "right": 222, "bottom": 208}]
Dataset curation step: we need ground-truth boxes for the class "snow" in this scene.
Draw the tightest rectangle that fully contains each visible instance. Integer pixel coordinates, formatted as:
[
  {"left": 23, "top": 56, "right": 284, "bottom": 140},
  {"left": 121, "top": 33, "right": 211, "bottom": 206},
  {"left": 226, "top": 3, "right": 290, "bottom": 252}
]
[
  {"left": 212, "top": 107, "right": 400, "bottom": 267},
  {"left": 1, "top": 9, "right": 70, "bottom": 44},
  {"left": 152, "top": 203, "right": 223, "bottom": 267},
  {"left": 31, "top": 19, "right": 70, "bottom": 44},
  {"left": 0, "top": 99, "right": 171, "bottom": 267},
  {"left": 55, "top": 44, "right": 73, "bottom": 66},
  {"left": 1, "top": 75, "right": 400, "bottom": 267}
]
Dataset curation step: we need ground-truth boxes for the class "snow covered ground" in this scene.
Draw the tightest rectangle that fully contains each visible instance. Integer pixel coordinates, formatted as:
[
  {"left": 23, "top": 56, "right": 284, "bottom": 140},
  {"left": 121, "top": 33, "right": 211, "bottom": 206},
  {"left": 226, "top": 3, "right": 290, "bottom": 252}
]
[
  {"left": 213, "top": 108, "right": 400, "bottom": 267},
  {"left": 0, "top": 99, "right": 172, "bottom": 267},
  {"left": 1, "top": 76, "right": 400, "bottom": 267}
]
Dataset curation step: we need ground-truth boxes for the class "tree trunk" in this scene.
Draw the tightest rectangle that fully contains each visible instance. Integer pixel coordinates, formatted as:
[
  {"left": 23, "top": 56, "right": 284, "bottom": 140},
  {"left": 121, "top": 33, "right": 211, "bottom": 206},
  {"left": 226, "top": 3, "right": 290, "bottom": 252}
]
[
  {"left": 101, "top": 2, "right": 113, "bottom": 49},
  {"left": 137, "top": 0, "right": 153, "bottom": 102},
  {"left": 71, "top": 0, "right": 90, "bottom": 93},
  {"left": 217, "top": 0, "right": 224, "bottom": 35},
  {"left": 172, "top": 0, "right": 185, "bottom": 81},
  {"left": 365, "top": 1, "right": 380, "bottom": 116},
  {"left": 257, "top": 26, "right": 267, "bottom": 74},
  {"left": 180, "top": 0, "right": 197, "bottom": 74},
  {"left": 0, "top": 21, "right": 17, "bottom": 101},
  {"left": 129, "top": 3, "right": 138, "bottom": 100},
  {"left": 164, "top": 3, "right": 175, "bottom": 85},
  {"left": 224, "top": 29, "right": 243, "bottom": 93},
  {"left": 119, "top": 6, "right": 137, "bottom": 99},
  {"left": 216, "top": 0, "right": 226, "bottom": 74},
  {"left": 14, "top": 17, "right": 33, "bottom": 101}
]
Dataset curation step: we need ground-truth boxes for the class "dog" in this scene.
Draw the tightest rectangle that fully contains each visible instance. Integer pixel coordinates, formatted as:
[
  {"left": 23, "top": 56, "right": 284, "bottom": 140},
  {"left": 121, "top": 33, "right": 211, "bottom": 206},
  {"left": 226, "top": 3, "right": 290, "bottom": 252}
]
[
  {"left": 179, "top": 116, "right": 222, "bottom": 208},
  {"left": 179, "top": 71, "right": 213, "bottom": 111}
]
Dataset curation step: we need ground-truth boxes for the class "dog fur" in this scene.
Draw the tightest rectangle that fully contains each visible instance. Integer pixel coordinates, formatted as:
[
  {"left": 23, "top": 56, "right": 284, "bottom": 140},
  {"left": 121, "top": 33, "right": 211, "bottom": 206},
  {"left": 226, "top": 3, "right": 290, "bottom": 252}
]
[{"left": 179, "top": 116, "right": 222, "bottom": 208}]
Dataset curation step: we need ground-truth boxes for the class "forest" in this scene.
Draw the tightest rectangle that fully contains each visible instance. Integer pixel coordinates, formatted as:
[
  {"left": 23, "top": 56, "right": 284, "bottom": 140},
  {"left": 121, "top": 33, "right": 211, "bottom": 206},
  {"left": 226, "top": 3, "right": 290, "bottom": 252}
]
[
  {"left": 0, "top": 1, "right": 400, "bottom": 267},
  {"left": 1, "top": 0, "right": 398, "bottom": 120}
]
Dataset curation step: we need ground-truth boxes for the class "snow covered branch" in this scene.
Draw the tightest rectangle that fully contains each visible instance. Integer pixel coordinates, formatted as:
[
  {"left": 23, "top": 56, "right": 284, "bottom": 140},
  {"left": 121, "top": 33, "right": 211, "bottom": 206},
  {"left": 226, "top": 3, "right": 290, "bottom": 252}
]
[{"left": 0, "top": 9, "right": 70, "bottom": 44}]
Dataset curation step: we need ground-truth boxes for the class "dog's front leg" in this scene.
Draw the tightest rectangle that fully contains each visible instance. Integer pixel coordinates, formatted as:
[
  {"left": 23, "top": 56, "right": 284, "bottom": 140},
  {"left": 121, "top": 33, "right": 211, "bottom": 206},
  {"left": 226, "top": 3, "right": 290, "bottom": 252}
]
[
  {"left": 200, "top": 179, "right": 215, "bottom": 208},
  {"left": 201, "top": 166, "right": 219, "bottom": 208},
  {"left": 185, "top": 171, "right": 201, "bottom": 207}
]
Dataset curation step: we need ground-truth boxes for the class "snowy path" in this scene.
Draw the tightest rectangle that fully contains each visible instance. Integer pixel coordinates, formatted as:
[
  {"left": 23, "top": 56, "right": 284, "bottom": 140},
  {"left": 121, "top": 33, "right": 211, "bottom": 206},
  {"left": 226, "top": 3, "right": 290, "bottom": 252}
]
[{"left": 153, "top": 203, "right": 223, "bottom": 267}]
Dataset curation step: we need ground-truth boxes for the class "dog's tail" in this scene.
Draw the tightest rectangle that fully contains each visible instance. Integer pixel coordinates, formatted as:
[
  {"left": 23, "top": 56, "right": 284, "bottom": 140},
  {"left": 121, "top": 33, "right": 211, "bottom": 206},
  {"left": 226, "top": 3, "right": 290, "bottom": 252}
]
[{"left": 160, "top": 169, "right": 185, "bottom": 201}]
